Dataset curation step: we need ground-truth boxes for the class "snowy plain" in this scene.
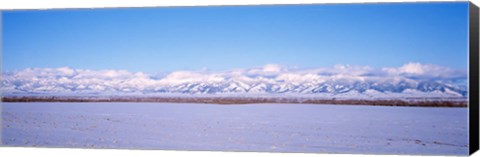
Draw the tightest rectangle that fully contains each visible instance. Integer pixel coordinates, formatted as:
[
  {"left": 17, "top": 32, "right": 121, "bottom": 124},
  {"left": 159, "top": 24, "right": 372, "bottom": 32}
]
[{"left": 1, "top": 102, "right": 469, "bottom": 155}]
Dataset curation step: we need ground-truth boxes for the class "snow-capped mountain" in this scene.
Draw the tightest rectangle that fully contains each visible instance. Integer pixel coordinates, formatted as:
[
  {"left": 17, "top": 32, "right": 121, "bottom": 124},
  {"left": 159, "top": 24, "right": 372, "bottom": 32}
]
[{"left": 1, "top": 63, "right": 467, "bottom": 98}]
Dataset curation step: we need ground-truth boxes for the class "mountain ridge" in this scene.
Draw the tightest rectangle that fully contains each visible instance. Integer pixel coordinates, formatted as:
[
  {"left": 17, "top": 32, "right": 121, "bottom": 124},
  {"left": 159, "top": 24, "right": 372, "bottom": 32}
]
[{"left": 1, "top": 63, "right": 467, "bottom": 98}]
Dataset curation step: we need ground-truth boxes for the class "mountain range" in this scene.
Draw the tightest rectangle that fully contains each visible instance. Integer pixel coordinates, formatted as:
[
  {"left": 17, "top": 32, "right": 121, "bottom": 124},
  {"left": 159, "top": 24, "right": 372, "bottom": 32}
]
[{"left": 1, "top": 63, "right": 467, "bottom": 99}]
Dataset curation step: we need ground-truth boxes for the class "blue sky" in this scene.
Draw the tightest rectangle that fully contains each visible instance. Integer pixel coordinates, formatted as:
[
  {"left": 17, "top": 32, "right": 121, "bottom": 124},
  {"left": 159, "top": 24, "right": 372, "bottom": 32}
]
[{"left": 2, "top": 2, "right": 469, "bottom": 73}]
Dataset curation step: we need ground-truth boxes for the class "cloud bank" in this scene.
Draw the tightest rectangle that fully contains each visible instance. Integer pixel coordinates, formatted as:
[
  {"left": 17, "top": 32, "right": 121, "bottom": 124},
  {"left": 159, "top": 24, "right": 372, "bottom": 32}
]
[{"left": 1, "top": 63, "right": 467, "bottom": 98}]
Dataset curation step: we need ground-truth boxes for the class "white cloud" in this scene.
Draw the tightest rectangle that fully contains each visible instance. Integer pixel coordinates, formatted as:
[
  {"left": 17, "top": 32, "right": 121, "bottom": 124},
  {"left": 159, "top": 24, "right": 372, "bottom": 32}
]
[
  {"left": 262, "top": 64, "right": 283, "bottom": 73},
  {"left": 382, "top": 62, "right": 466, "bottom": 79}
]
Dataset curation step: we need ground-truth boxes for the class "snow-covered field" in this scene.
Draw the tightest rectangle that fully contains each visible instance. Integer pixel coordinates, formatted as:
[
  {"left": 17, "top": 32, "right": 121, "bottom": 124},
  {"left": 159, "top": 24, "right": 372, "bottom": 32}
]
[{"left": 1, "top": 102, "right": 468, "bottom": 155}]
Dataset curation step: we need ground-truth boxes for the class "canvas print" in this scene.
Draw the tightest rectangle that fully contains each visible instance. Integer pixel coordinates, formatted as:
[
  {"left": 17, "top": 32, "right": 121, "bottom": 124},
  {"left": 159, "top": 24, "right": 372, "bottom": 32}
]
[{"left": 0, "top": 2, "right": 472, "bottom": 156}]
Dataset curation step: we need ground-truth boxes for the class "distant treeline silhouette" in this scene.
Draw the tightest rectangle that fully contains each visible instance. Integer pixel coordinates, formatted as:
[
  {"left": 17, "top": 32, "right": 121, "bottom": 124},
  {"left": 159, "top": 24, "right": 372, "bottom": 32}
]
[{"left": 1, "top": 96, "right": 467, "bottom": 107}]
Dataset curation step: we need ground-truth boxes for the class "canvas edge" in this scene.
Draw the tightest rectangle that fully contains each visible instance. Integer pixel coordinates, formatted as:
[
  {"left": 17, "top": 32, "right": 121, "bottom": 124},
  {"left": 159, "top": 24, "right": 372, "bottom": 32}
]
[{"left": 469, "top": 1, "right": 479, "bottom": 155}]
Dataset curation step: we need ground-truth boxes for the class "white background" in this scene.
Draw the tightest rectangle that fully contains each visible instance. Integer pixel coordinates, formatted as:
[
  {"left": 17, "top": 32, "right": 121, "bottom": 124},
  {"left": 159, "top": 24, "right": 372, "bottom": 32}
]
[{"left": 0, "top": 0, "right": 478, "bottom": 157}]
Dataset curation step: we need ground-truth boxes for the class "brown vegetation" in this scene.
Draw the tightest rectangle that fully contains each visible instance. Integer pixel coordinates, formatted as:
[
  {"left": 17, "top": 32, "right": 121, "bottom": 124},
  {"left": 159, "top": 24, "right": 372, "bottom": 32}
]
[{"left": 0, "top": 96, "right": 467, "bottom": 107}]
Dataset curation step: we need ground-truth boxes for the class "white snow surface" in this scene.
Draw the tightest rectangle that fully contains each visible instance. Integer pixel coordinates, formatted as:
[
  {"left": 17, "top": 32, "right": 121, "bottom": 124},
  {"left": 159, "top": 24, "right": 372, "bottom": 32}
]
[
  {"left": 1, "top": 63, "right": 467, "bottom": 98},
  {"left": 1, "top": 102, "right": 468, "bottom": 155}
]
